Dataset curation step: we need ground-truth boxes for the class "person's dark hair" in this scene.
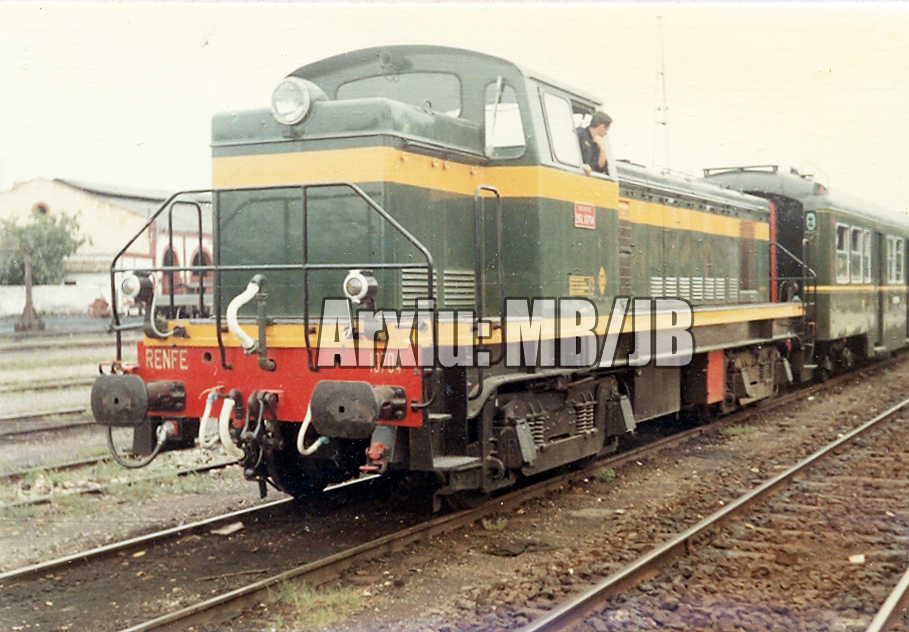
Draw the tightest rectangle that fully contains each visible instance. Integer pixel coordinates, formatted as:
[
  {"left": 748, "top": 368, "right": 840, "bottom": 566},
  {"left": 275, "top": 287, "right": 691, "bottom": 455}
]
[{"left": 590, "top": 111, "right": 612, "bottom": 128}]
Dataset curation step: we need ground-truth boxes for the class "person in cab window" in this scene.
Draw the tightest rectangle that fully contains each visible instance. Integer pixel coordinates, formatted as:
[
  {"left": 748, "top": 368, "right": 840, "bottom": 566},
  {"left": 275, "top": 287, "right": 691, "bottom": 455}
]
[{"left": 577, "top": 111, "right": 612, "bottom": 176}]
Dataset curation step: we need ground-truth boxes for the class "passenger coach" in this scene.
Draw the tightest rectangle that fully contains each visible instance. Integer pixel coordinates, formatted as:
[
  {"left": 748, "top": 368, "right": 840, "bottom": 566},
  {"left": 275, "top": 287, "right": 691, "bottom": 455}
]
[{"left": 705, "top": 165, "right": 909, "bottom": 380}]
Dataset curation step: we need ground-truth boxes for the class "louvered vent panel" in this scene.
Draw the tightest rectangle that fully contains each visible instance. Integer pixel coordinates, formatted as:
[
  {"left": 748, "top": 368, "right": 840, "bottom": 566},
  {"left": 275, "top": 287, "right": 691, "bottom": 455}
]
[
  {"left": 442, "top": 269, "right": 476, "bottom": 308},
  {"left": 714, "top": 277, "right": 726, "bottom": 301},
  {"left": 650, "top": 276, "right": 663, "bottom": 296},
  {"left": 401, "top": 269, "right": 439, "bottom": 309},
  {"left": 691, "top": 277, "right": 704, "bottom": 302},
  {"left": 678, "top": 277, "right": 691, "bottom": 301}
]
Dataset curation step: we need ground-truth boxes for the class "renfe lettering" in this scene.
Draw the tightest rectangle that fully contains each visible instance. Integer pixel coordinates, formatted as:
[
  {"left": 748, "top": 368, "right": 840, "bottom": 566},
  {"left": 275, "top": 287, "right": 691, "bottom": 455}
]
[{"left": 145, "top": 348, "right": 189, "bottom": 371}]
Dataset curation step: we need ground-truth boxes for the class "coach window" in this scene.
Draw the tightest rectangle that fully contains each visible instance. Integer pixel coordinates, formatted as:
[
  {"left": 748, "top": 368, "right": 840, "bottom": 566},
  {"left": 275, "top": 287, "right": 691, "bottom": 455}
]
[
  {"left": 850, "top": 227, "right": 863, "bottom": 284},
  {"left": 484, "top": 80, "right": 526, "bottom": 158},
  {"left": 894, "top": 237, "right": 906, "bottom": 283},
  {"left": 862, "top": 230, "right": 872, "bottom": 283},
  {"left": 889, "top": 236, "right": 905, "bottom": 284},
  {"left": 835, "top": 224, "right": 849, "bottom": 283},
  {"left": 541, "top": 91, "right": 582, "bottom": 168}
]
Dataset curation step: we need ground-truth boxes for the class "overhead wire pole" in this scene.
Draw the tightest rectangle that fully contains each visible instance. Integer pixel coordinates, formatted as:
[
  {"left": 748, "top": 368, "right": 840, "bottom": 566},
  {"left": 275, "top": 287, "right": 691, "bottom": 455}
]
[{"left": 654, "top": 15, "right": 671, "bottom": 174}]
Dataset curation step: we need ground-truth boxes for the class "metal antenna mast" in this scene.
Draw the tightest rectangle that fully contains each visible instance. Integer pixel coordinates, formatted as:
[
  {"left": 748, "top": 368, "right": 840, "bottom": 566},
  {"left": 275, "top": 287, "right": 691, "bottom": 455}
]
[{"left": 654, "top": 16, "right": 671, "bottom": 173}]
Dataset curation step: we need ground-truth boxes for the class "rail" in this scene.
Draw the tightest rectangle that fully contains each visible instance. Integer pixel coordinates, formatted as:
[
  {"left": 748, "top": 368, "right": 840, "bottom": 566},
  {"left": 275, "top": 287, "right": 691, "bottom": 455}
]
[{"left": 517, "top": 394, "right": 909, "bottom": 632}]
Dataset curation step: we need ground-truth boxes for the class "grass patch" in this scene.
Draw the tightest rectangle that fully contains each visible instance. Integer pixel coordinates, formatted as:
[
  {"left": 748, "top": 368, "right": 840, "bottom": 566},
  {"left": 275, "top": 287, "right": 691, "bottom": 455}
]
[
  {"left": 720, "top": 423, "right": 760, "bottom": 438},
  {"left": 108, "top": 469, "right": 220, "bottom": 502},
  {"left": 592, "top": 467, "right": 617, "bottom": 483},
  {"left": 270, "top": 582, "right": 365, "bottom": 631},
  {"left": 1, "top": 457, "right": 221, "bottom": 506},
  {"left": 0, "top": 503, "right": 37, "bottom": 526},
  {"left": 74, "top": 445, "right": 111, "bottom": 461}
]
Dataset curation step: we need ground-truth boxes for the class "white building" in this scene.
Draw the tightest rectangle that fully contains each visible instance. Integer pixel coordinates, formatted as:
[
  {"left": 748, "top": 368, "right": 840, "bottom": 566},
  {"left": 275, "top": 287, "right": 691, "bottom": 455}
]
[{"left": 0, "top": 178, "right": 212, "bottom": 316}]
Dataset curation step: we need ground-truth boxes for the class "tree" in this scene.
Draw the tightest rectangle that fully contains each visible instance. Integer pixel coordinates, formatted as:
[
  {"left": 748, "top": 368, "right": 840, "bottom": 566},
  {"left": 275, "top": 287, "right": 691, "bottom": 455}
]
[{"left": 0, "top": 212, "right": 86, "bottom": 285}]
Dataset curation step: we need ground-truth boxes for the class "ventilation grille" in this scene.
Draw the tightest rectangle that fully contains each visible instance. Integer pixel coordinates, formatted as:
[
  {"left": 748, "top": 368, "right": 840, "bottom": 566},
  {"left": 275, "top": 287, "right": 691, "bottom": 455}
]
[
  {"left": 650, "top": 276, "right": 663, "bottom": 296},
  {"left": 401, "top": 269, "right": 438, "bottom": 309},
  {"left": 678, "top": 277, "right": 691, "bottom": 301},
  {"left": 442, "top": 269, "right": 476, "bottom": 308},
  {"left": 691, "top": 277, "right": 704, "bottom": 302},
  {"left": 704, "top": 277, "right": 715, "bottom": 301}
]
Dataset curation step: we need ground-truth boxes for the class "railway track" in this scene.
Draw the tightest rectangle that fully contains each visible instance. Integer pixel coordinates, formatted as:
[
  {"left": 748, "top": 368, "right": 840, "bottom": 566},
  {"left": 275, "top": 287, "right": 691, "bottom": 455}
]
[
  {"left": 0, "top": 362, "right": 885, "bottom": 632},
  {"left": 0, "top": 454, "right": 109, "bottom": 483},
  {"left": 0, "top": 358, "right": 903, "bottom": 631},
  {"left": 0, "top": 332, "right": 139, "bottom": 354},
  {"left": 0, "top": 376, "right": 93, "bottom": 394},
  {"left": 2, "top": 457, "right": 240, "bottom": 509},
  {"left": 518, "top": 397, "right": 909, "bottom": 632},
  {"left": 0, "top": 403, "right": 751, "bottom": 632},
  {"left": 0, "top": 408, "right": 93, "bottom": 439}
]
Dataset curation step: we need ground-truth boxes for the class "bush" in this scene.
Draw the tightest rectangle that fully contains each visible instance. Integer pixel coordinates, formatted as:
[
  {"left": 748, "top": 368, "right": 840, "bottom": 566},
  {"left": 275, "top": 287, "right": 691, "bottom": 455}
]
[{"left": 0, "top": 213, "right": 86, "bottom": 285}]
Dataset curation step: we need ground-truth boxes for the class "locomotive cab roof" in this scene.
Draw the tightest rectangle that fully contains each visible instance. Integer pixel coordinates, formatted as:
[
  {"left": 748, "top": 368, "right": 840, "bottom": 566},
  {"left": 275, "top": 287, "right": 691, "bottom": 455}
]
[
  {"left": 288, "top": 45, "right": 602, "bottom": 108},
  {"left": 212, "top": 45, "right": 603, "bottom": 163}
]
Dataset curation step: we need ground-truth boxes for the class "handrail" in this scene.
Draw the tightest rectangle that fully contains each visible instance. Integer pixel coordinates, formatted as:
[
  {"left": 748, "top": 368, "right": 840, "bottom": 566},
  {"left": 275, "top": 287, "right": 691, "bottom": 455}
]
[
  {"left": 773, "top": 240, "right": 817, "bottom": 280},
  {"left": 109, "top": 190, "right": 211, "bottom": 360},
  {"left": 108, "top": 183, "right": 436, "bottom": 381},
  {"left": 768, "top": 239, "right": 818, "bottom": 352},
  {"left": 471, "top": 185, "right": 504, "bottom": 401}
]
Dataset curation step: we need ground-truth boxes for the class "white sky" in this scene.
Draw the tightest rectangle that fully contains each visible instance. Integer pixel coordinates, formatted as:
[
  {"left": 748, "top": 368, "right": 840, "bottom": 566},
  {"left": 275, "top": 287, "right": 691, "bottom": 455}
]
[{"left": 1, "top": 2, "right": 907, "bottom": 211}]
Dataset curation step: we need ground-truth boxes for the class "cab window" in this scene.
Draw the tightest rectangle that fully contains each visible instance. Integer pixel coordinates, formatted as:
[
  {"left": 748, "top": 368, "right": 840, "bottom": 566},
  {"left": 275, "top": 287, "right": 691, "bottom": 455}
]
[
  {"left": 541, "top": 91, "right": 582, "bottom": 168},
  {"left": 484, "top": 80, "right": 525, "bottom": 158},
  {"left": 337, "top": 72, "right": 462, "bottom": 117}
]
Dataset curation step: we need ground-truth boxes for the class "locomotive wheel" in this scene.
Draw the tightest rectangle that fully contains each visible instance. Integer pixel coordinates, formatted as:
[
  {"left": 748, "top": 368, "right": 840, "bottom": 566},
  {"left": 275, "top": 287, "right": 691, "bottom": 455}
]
[
  {"left": 839, "top": 346, "right": 855, "bottom": 371},
  {"left": 817, "top": 353, "right": 835, "bottom": 383}
]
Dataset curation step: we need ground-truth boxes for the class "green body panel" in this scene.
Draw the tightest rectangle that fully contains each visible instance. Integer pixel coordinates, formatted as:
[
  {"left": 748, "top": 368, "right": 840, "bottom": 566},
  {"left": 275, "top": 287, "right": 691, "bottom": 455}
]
[
  {"left": 622, "top": 220, "right": 768, "bottom": 305},
  {"left": 808, "top": 209, "right": 909, "bottom": 350}
]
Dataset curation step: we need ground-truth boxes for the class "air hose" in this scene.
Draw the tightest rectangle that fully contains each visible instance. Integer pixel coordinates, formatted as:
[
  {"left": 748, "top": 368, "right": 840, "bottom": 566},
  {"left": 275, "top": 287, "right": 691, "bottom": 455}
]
[{"left": 106, "top": 423, "right": 169, "bottom": 469}]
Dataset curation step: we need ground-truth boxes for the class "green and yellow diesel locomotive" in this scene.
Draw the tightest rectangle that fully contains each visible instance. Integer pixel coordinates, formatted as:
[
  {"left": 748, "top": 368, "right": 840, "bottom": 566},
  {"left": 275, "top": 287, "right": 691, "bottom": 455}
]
[{"left": 92, "top": 46, "right": 809, "bottom": 505}]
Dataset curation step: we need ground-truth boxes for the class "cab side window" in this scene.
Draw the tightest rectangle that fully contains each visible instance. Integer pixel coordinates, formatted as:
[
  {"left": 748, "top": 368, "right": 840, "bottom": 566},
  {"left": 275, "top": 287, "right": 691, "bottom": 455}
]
[
  {"left": 484, "top": 81, "right": 525, "bottom": 159},
  {"left": 541, "top": 91, "right": 582, "bottom": 168}
]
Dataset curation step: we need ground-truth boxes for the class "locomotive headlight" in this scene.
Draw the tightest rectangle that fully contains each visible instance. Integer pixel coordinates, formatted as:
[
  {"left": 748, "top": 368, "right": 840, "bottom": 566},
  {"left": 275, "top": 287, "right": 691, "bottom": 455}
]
[
  {"left": 271, "top": 77, "right": 313, "bottom": 125},
  {"left": 343, "top": 269, "right": 378, "bottom": 306},
  {"left": 121, "top": 272, "right": 154, "bottom": 304}
]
